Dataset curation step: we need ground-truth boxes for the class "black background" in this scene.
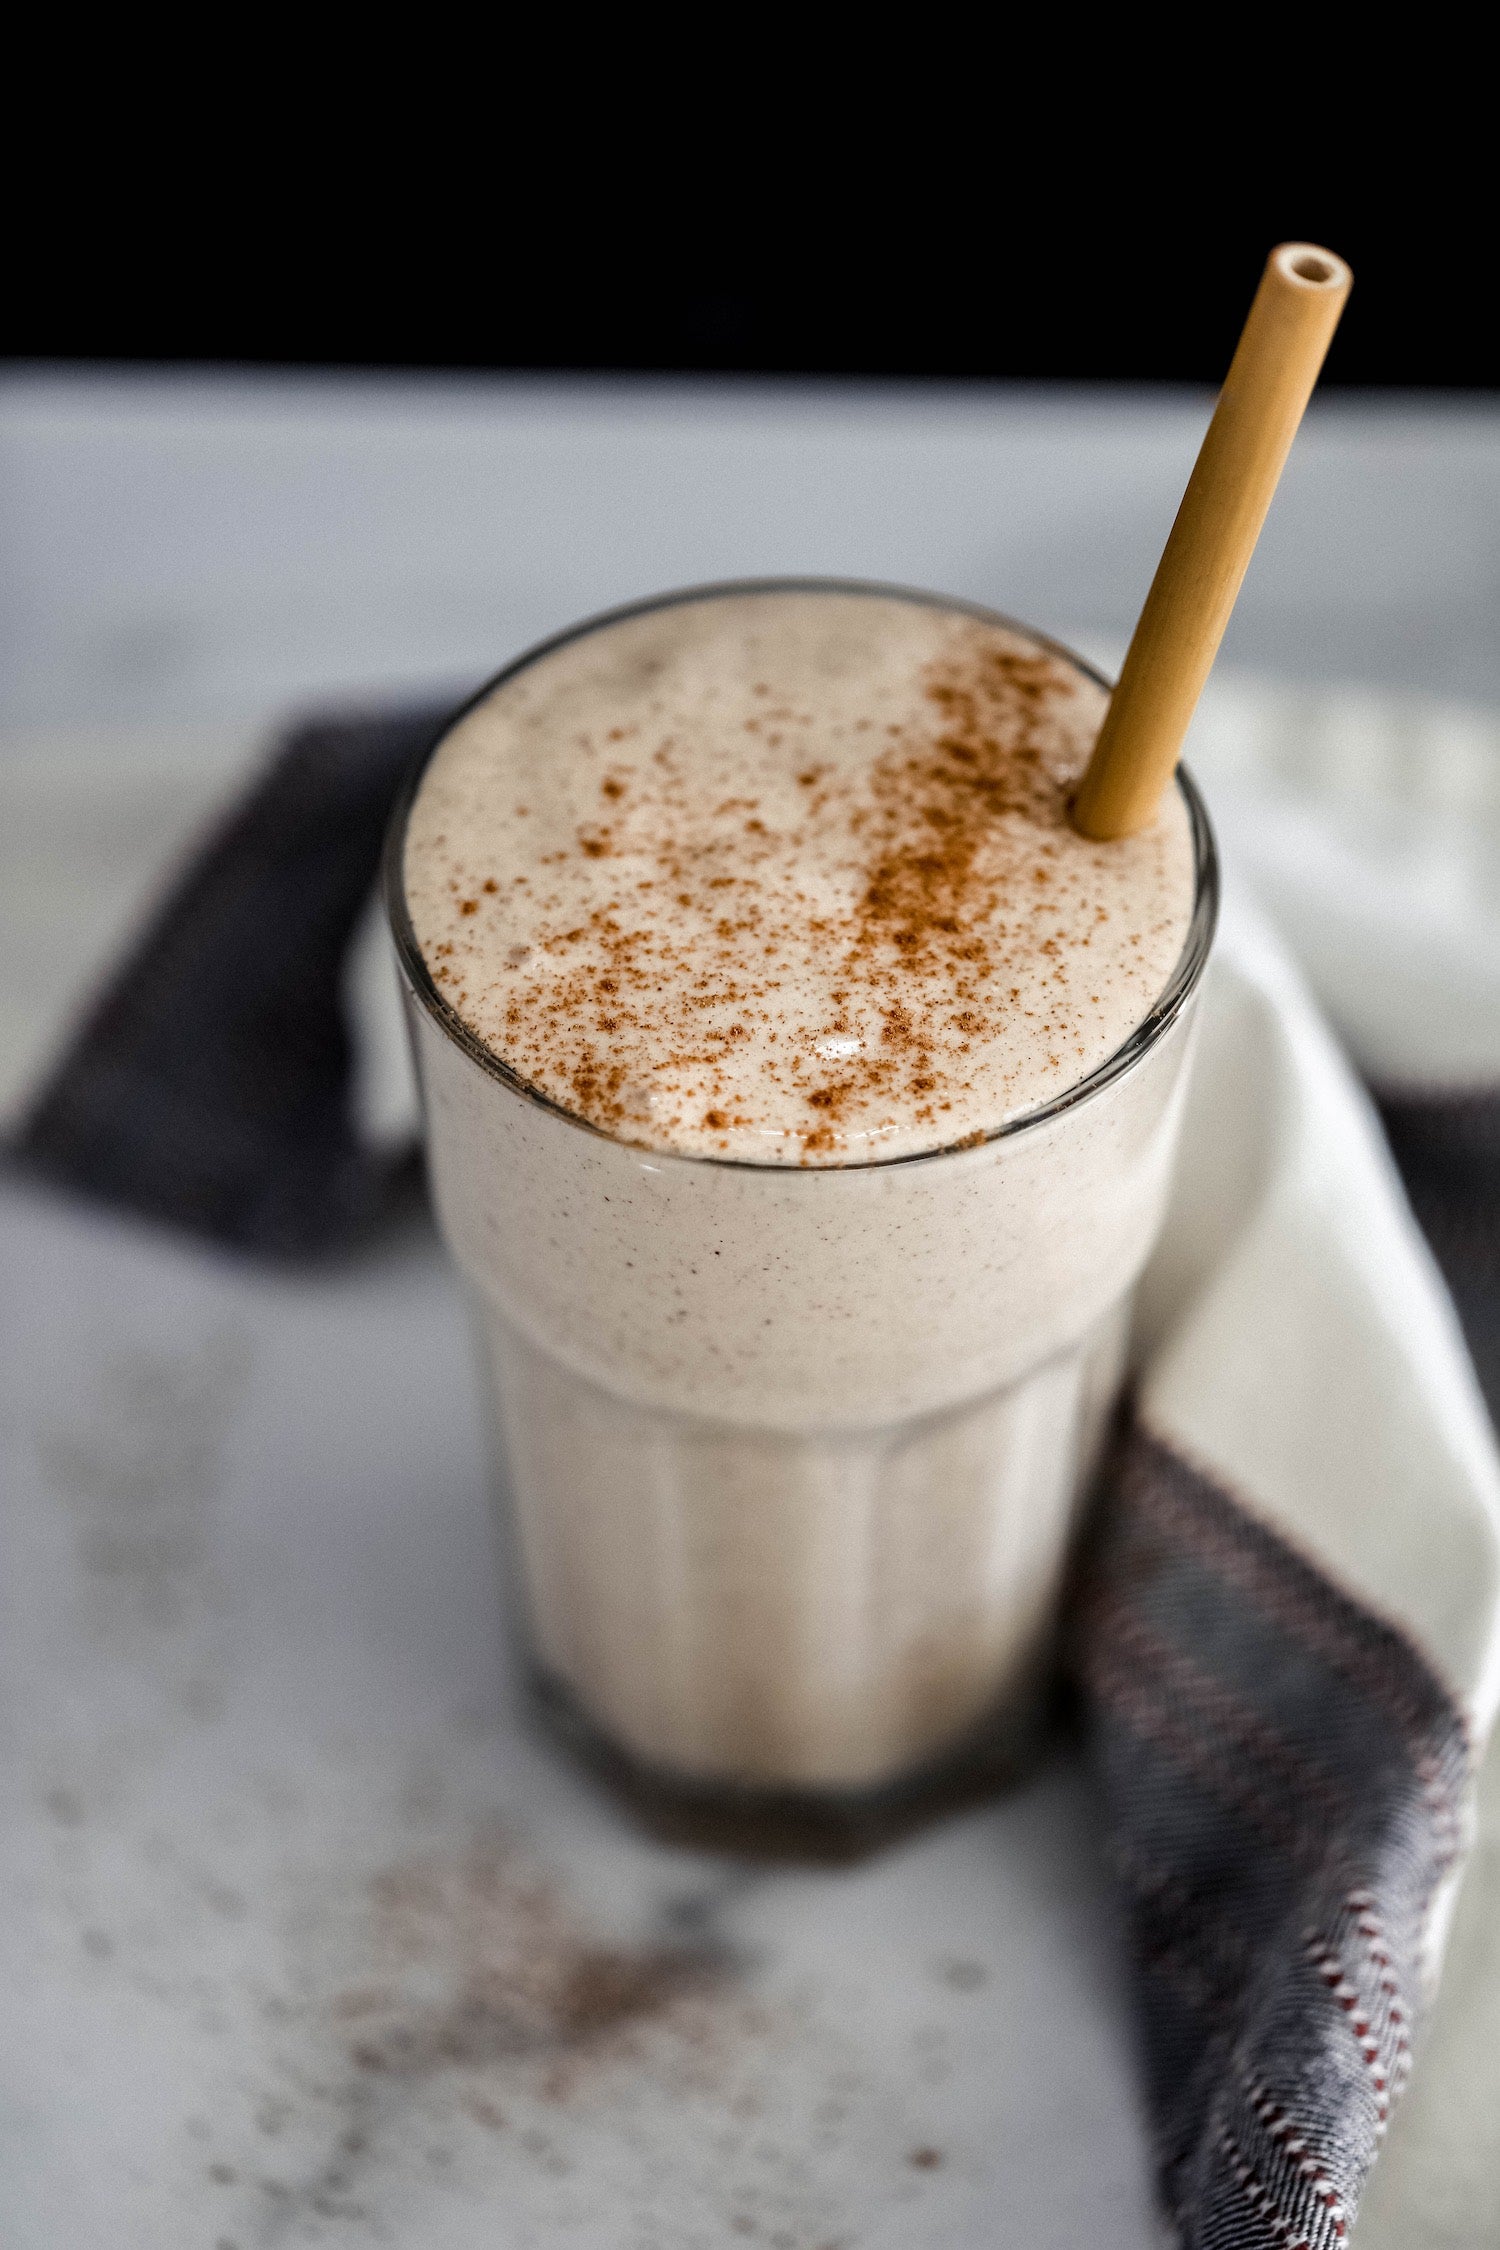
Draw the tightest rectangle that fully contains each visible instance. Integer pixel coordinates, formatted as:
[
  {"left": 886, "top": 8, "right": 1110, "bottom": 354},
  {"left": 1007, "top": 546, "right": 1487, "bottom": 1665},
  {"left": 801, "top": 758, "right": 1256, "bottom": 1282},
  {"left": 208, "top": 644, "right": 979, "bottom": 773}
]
[{"left": 7, "top": 77, "right": 1487, "bottom": 391}]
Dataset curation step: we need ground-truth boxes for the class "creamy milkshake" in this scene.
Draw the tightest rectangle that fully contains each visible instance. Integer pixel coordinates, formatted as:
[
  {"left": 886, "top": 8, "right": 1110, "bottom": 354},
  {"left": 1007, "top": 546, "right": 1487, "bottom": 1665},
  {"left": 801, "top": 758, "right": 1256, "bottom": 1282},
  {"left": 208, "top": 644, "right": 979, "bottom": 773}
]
[{"left": 391, "top": 584, "right": 1215, "bottom": 1823}]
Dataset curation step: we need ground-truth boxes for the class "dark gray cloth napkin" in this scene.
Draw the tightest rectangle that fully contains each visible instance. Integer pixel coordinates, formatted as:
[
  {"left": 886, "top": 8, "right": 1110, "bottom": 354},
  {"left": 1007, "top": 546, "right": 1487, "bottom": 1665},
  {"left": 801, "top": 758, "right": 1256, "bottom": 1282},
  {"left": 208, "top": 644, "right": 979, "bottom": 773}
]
[
  {"left": 14, "top": 706, "right": 448, "bottom": 1258},
  {"left": 1075, "top": 1430, "right": 1469, "bottom": 2246},
  {"left": 1376, "top": 1088, "right": 1500, "bottom": 1429},
  {"left": 11, "top": 707, "right": 1496, "bottom": 2249}
]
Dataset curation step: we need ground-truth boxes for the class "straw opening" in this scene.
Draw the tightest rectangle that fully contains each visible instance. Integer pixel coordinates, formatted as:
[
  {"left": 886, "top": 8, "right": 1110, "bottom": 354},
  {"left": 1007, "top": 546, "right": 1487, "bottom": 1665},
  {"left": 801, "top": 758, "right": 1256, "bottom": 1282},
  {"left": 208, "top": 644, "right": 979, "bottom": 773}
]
[{"left": 1287, "top": 251, "right": 1338, "bottom": 285}]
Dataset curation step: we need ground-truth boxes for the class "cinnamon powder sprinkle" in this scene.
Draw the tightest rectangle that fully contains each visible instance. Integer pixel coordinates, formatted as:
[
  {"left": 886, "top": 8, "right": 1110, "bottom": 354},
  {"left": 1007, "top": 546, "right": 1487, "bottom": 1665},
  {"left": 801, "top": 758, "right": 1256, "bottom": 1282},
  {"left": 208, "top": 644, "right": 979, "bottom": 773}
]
[{"left": 404, "top": 592, "right": 1195, "bottom": 1164}]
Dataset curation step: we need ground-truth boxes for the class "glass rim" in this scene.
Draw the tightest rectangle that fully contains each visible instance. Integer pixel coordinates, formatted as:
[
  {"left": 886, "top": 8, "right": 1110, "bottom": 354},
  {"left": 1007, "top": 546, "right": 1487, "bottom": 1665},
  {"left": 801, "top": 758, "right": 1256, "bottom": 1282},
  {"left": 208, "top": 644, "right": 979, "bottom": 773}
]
[{"left": 384, "top": 575, "right": 1220, "bottom": 1176}]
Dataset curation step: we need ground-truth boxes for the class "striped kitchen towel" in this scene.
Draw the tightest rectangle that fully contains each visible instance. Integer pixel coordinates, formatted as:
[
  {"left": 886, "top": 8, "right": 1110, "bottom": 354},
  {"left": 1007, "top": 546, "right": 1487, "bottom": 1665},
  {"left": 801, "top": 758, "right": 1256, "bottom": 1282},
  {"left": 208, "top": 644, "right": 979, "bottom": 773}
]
[{"left": 11, "top": 683, "right": 1500, "bottom": 2247}]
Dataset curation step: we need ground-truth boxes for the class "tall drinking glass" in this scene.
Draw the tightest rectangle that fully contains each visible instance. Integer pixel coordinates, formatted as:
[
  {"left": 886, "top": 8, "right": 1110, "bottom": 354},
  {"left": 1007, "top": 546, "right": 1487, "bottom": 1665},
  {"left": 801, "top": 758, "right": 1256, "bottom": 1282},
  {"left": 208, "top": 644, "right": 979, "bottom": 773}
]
[{"left": 387, "top": 583, "right": 1217, "bottom": 1848}]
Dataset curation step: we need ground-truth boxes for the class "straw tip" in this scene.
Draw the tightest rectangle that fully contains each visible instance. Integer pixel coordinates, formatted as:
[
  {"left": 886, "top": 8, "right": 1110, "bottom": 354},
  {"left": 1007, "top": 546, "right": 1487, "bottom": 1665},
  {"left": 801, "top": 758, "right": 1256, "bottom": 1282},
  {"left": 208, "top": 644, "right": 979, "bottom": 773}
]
[{"left": 1270, "top": 242, "right": 1353, "bottom": 294}]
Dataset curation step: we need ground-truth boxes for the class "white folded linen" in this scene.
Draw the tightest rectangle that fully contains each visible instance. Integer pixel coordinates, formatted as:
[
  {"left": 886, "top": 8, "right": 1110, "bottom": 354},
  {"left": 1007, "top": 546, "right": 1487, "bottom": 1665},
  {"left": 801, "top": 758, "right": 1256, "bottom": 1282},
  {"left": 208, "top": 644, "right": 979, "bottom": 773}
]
[{"left": 1166, "top": 679, "right": 1500, "bottom": 2245}]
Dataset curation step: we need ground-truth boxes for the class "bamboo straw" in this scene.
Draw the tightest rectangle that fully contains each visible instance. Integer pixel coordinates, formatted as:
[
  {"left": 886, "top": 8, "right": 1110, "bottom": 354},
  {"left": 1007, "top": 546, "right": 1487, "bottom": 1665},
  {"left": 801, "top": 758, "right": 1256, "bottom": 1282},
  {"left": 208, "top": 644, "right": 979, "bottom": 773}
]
[{"left": 1072, "top": 243, "right": 1352, "bottom": 840}]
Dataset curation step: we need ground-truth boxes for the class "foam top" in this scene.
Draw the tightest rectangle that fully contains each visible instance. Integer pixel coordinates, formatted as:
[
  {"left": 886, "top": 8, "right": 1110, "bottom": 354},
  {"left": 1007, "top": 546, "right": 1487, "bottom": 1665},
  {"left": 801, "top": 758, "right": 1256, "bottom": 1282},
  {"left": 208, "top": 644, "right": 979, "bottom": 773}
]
[{"left": 403, "top": 589, "right": 1196, "bottom": 1163}]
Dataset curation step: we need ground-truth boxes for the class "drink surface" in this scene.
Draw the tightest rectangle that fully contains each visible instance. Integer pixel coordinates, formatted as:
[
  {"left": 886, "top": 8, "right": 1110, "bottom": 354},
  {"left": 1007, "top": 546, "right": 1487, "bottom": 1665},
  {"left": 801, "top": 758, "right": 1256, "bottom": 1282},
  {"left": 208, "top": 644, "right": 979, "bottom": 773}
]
[{"left": 405, "top": 588, "right": 1195, "bottom": 1164}]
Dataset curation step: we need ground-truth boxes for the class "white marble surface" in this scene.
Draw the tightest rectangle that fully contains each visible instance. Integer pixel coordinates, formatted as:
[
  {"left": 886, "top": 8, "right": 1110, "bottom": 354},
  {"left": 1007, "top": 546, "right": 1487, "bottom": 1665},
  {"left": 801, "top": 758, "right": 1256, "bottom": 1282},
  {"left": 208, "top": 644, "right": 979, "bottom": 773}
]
[
  {"left": 5, "top": 373, "right": 1500, "bottom": 736},
  {"left": 3, "top": 372, "right": 1500, "bottom": 2246},
  {"left": 0, "top": 1181, "right": 1155, "bottom": 2249}
]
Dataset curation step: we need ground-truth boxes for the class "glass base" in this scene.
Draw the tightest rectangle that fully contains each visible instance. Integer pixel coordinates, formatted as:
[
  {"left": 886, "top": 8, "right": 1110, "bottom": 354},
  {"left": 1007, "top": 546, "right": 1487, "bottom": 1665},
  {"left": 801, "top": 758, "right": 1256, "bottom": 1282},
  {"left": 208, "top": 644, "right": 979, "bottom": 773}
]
[
  {"left": 488, "top": 1302, "right": 1129, "bottom": 1812},
  {"left": 530, "top": 1665, "right": 1060, "bottom": 1862}
]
